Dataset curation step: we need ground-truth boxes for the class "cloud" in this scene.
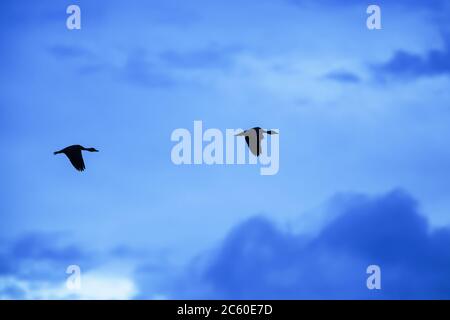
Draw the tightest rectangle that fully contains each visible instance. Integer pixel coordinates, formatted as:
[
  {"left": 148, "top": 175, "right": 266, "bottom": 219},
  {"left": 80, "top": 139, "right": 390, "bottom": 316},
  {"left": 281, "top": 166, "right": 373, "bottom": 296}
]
[
  {"left": 70, "top": 272, "right": 137, "bottom": 300},
  {"left": 159, "top": 45, "right": 242, "bottom": 70},
  {"left": 48, "top": 45, "right": 94, "bottom": 60},
  {"left": 287, "top": 0, "right": 446, "bottom": 9},
  {"left": 324, "top": 70, "right": 361, "bottom": 83},
  {"left": 10, "top": 233, "right": 86, "bottom": 262},
  {"left": 0, "top": 233, "right": 92, "bottom": 280},
  {"left": 0, "top": 273, "right": 137, "bottom": 300},
  {"left": 4, "top": 190, "right": 450, "bottom": 299},
  {"left": 46, "top": 44, "right": 175, "bottom": 86},
  {"left": 170, "top": 190, "right": 450, "bottom": 299},
  {"left": 120, "top": 51, "right": 175, "bottom": 88},
  {"left": 373, "top": 39, "right": 450, "bottom": 80},
  {"left": 114, "top": 44, "right": 243, "bottom": 88},
  {"left": 0, "top": 233, "right": 138, "bottom": 299}
]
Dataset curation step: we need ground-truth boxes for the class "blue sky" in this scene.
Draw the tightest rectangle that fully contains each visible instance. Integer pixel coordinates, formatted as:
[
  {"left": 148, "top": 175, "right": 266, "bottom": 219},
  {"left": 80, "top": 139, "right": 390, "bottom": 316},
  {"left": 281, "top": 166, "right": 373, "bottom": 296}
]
[{"left": 1, "top": 0, "right": 450, "bottom": 299}]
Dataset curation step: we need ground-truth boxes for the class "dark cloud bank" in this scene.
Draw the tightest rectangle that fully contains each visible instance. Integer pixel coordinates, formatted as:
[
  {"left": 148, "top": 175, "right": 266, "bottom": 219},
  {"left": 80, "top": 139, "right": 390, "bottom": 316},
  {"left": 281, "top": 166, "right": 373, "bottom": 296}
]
[
  {"left": 3, "top": 190, "right": 450, "bottom": 299},
  {"left": 168, "top": 190, "right": 450, "bottom": 299}
]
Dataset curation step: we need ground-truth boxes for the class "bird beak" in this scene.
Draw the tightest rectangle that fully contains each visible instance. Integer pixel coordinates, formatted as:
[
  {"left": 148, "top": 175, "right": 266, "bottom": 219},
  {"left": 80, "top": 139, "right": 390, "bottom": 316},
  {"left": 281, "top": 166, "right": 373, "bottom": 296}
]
[{"left": 235, "top": 131, "right": 247, "bottom": 136}]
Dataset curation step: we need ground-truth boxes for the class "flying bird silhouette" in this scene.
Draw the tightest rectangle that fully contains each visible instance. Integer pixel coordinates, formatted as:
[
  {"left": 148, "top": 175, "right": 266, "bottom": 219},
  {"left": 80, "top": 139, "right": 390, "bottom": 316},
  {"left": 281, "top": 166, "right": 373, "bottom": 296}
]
[
  {"left": 54, "top": 145, "right": 99, "bottom": 171},
  {"left": 235, "top": 127, "right": 278, "bottom": 156}
]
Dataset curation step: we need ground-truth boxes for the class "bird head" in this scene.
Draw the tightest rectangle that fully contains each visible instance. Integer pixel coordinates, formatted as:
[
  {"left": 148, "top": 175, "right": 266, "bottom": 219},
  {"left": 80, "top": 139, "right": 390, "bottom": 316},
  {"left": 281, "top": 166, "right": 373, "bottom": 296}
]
[{"left": 86, "top": 147, "right": 99, "bottom": 152}]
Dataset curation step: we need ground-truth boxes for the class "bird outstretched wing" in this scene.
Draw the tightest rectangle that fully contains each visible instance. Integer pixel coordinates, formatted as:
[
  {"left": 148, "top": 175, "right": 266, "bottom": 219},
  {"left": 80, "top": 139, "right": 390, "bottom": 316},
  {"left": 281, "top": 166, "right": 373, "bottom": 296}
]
[{"left": 65, "top": 148, "right": 85, "bottom": 171}]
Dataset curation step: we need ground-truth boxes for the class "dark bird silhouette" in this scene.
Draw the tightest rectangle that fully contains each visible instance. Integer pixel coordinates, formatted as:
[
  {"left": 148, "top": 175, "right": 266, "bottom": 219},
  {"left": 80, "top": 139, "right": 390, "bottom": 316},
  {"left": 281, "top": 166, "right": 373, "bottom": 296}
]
[
  {"left": 54, "top": 145, "right": 99, "bottom": 171},
  {"left": 235, "top": 127, "right": 278, "bottom": 156}
]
